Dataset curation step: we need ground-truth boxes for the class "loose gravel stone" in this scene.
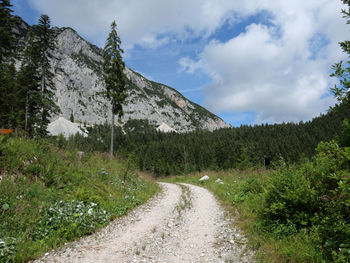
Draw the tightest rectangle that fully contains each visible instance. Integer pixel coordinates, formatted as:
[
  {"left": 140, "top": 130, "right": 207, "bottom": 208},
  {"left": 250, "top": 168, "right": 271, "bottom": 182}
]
[{"left": 32, "top": 182, "right": 254, "bottom": 263}]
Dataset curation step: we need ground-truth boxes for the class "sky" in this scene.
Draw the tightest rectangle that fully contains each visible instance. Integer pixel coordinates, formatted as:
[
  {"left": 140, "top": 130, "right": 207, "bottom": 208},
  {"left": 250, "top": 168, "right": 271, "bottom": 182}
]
[{"left": 12, "top": 0, "right": 349, "bottom": 127}]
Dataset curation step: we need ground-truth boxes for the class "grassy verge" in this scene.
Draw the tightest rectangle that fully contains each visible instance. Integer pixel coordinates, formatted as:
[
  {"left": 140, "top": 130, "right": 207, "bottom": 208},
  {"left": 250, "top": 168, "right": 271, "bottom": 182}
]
[
  {"left": 162, "top": 170, "right": 326, "bottom": 263},
  {"left": 0, "top": 136, "right": 159, "bottom": 262}
]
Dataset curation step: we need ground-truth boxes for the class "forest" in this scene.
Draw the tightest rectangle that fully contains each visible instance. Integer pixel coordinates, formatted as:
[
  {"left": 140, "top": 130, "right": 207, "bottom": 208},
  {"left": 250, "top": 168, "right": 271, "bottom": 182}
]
[
  {"left": 62, "top": 102, "right": 350, "bottom": 176},
  {"left": 1, "top": 0, "right": 350, "bottom": 261}
]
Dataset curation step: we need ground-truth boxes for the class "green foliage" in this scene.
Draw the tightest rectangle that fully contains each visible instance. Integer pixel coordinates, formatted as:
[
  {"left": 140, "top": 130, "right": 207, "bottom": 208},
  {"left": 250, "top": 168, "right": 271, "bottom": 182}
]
[
  {"left": 0, "top": 137, "right": 158, "bottom": 262},
  {"left": 103, "top": 20, "right": 127, "bottom": 157},
  {"left": 16, "top": 29, "right": 42, "bottom": 135},
  {"left": 262, "top": 164, "right": 318, "bottom": 232},
  {"left": 261, "top": 140, "right": 350, "bottom": 261},
  {"left": 330, "top": 0, "right": 350, "bottom": 105},
  {"left": 0, "top": 237, "right": 18, "bottom": 263},
  {"left": 33, "top": 200, "right": 109, "bottom": 241},
  {"left": 0, "top": 62, "right": 18, "bottom": 128},
  {"left": 65, "top": 103, "right": 349, "bottom": 176},
  {"left": 0, "top": 11, "right": 59, "bottom": 136},
  {"left": 340, "top": 118, "right": 350, "bottom": 147},
  {"left": 166, "top": 137, "right": 350, "bottom": 262},
  {"left": 0, "top": 0, "right": 20, "bottom": 128},
  {"left": 103, "top": 20, "right": 127, "bottom": 118},
  {"left": 331, "top": 60, "right": 350, "bottom": 104},
  {"left": 0, "top": 0, "right": 17, "bottom": 64},
  {"left": 33, "top": 14, "right": 60, "bottom": 136}
]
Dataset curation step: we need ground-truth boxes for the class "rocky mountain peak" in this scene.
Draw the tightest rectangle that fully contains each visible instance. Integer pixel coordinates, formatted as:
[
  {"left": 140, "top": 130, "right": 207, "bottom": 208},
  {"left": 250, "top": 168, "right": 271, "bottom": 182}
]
[{"left": 18, "top": 18, "right": 230, "bottom": 132}]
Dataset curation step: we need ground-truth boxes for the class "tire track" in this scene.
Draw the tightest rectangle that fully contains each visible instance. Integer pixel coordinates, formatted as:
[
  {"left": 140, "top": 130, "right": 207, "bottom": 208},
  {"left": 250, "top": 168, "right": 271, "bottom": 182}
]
[
  {"left": 34, "top": 182, "right": 253, "bottom": 263},
  {"left": 34, "top": 183, "right": 182, "bottom": 263}
]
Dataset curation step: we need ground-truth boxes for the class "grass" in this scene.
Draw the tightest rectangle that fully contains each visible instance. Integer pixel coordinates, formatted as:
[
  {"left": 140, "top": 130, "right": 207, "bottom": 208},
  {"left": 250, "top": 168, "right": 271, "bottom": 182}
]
[
  {"left": 173, "top": 184, "right": 192, "bottom": 219},
  {"left": 162, "top": 170, "right": 325, "bottom": 263},
  {"left": 0, "top": 136, "right": 159, "bottom": 262}
]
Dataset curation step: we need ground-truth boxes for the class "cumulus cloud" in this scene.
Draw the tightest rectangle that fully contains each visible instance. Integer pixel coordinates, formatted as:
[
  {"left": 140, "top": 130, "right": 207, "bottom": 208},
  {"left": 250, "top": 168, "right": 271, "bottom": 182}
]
[
  {"left": 27, "top": 0, "right": 348, "bottom": 123},
  {"left": 180, "top": 0, "right": 347, "bottom": 123},
  {"left": 27, "top": 0, "right": 241, "bottom": 48}
]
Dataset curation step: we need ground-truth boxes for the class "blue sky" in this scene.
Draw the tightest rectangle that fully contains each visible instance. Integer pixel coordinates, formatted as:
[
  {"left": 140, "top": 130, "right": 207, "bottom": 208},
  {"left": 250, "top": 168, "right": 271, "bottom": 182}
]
[{"left": 12, "top": 0, "right": 348, "bottom": 127}]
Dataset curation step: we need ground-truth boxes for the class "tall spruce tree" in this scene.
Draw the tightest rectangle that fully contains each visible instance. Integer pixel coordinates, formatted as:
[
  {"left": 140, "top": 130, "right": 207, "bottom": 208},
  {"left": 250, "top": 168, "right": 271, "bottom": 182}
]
[
  {"left": 103, "top": 21, "right": 127, "bottom": 158},
  {"left": 17, "top": 29, "right": 42, "bottom": 135},
  {"left": 34, "top": 14, "right": 59, "bottom": 135},
  {"left": 0, "top": 0, "right": 15, "bottom": 64},
  {"left": 0, "top": 0, "right": 17, "bottom": 128},
  {"left": 331, "top": 0, "right": 350, "bottom": 105}
]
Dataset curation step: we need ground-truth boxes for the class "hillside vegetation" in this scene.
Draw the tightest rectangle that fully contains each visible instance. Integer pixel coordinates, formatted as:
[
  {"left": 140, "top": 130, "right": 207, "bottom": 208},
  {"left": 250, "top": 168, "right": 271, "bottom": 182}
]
[
  {"left": 0, "top": 136, "right": 158, "bottom": 262},
  {"left": 165, "top": 136, "right": 350, "bottom": 262},
  {"left": 64, "top": 103, "right": 350, "bottom": 176}
]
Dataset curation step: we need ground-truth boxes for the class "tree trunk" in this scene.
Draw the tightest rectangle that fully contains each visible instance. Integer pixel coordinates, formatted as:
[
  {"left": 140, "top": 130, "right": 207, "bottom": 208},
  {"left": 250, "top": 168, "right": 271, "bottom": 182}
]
[
  {"left": 110, "top": 108, "right": 114, "bottom": 159},
  {"left": 25, "top": 95, "right": 28, "bottom": 132},
  {"left": 40, "top": 73, "right": 45, "bottom": 131}
]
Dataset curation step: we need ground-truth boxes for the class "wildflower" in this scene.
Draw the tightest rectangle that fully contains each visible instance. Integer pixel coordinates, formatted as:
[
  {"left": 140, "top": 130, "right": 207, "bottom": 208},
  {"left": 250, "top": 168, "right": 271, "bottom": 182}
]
[{"left": 88, "top": 208, "right": 93, "bottom": 215}]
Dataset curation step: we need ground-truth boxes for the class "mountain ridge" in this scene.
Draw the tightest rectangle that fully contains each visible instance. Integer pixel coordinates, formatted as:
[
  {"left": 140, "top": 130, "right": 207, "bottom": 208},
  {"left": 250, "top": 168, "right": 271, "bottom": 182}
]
[{"left": 17, "top": 18, "right": 230, "bottom": 132}]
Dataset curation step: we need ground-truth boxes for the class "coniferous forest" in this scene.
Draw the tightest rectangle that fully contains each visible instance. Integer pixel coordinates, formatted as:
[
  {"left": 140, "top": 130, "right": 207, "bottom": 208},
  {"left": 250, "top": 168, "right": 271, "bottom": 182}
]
[
  {"left": 1, "top": 0, "right": 350, "bottom": 262},
  {"left": 62, "top": 102, "right": 350, "bottom": 176}
]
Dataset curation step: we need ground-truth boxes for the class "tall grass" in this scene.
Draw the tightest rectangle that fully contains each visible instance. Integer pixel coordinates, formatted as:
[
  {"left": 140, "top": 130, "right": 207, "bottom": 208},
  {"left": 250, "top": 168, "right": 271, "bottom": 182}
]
[
  {"left": 164, "top": 145, "right": 350, "bottom": 263},
  {"left": 0, "top": 136, "right": 159, "bottom": 262}
]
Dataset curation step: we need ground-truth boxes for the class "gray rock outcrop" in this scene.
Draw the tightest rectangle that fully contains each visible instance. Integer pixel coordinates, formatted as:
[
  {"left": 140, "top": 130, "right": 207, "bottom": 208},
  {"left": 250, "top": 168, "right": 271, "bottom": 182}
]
[{"left": 19, "top": 21, "right": 231, "bottom": 132}]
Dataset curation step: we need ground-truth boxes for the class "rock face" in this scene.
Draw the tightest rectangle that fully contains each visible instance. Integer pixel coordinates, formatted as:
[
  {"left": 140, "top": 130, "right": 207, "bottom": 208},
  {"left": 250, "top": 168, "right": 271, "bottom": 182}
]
[{"left": 19, "top": 21, "right": 230, "bottom": 132}]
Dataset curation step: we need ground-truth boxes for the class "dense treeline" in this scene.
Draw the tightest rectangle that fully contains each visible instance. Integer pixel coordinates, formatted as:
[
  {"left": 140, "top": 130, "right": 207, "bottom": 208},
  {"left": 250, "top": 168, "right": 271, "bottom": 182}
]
[
  {"left": 0, "top": 0, "right": 59, "bottom": 136},
  {"left": 62, "top": 103, "right": 350, "bottom": 176}
]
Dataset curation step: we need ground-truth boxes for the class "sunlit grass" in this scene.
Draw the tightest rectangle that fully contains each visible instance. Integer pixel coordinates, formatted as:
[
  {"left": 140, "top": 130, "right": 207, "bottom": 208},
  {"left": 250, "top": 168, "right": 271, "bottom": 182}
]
[
  {"left": 0, "top": 137, "right": 159, "bottom": 262},
  {"left": 162, "top": 169, "right": 324, "bottom": 263}
]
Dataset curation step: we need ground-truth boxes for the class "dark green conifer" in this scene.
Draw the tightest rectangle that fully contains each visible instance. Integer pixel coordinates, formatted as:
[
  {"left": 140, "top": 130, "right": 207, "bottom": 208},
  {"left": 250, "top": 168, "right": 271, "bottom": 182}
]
[
  {"left": 17, "top": 29, "right": 42, "bottom": 135},
  {"left": 103, "top": 20, "right": 127, "bottom": 158},
  {"left": 34, "top": 14, "right": 59, "bottom": 135},
  {"left": 0, "top": 0, "right": 16, "bottom": 64},
  {"left": 0, "top": 0, "right": 18, "bottom": 128}
]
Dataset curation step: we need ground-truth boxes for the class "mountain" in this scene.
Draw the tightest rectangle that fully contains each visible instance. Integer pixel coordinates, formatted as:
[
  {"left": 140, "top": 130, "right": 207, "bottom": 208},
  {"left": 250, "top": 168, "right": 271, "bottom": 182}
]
[{"left": 16, "top": 18, "right": 230, "bottom": 132}]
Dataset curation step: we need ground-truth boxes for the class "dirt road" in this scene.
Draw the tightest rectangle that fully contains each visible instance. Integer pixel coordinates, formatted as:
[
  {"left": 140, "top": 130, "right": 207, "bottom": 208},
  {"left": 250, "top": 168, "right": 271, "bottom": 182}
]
[{"left": 34, "top": 183, "right": 252, "bottom": 263}]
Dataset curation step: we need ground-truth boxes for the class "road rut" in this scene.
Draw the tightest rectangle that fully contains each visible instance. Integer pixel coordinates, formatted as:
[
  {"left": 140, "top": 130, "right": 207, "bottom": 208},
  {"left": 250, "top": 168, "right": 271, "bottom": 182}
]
[{"left": 34, "top": 182, "right": 253, "bottom": 263}]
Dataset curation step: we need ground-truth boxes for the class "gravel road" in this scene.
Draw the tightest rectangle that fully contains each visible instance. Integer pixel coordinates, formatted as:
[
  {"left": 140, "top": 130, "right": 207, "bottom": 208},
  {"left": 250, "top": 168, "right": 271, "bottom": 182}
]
[{"left": 34, "top": 183, "right": 253, "bottom": 263}]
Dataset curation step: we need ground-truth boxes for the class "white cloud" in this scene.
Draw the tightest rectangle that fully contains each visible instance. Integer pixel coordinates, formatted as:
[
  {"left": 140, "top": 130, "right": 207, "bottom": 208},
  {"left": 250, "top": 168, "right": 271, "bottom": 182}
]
[
  {"left": 27, "top": 0, "right": 241, "bottom": 48},
  {"left": 180, "top": 0, "right": 347, "bottom": 123},
  {"left": 178, "top": 57, "right": 203, "bottom": 74},
  {"left": 27, "top": 0, "right": 348, "bottom": 123}
]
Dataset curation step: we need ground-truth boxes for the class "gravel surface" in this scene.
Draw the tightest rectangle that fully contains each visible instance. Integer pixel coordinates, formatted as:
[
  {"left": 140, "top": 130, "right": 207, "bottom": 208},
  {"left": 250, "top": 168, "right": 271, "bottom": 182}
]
[{"left": 33, "top": 182, "right": 253, "bottom": 263}]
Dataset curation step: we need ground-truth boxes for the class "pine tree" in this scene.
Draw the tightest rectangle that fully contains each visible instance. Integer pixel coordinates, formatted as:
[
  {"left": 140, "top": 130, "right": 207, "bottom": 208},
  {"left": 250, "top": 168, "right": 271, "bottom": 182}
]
[
  {"left": 17, "top": 29, "right": 42, "bottom": 136},
  {"left": 0, "top": 62, "right": 17, "bottom": 127},
  {"left": 103, "top": 21, "right": 127, "bottom": 158},
  {"left": 0, "top": 0, "right": 15, "bottom": 64},
  {"left": 34, "top": 14, "right": 59, "bottom": 136},
  {"left": 0, "top": 0, "right": 18, "bottom": 128}
]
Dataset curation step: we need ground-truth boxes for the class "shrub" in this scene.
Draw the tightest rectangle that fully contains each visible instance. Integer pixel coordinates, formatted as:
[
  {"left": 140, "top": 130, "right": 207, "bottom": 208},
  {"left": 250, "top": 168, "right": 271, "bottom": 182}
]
[
  {"left": 315, "top": 176, "right": 350, "bottom": 261},
  {"left": 262, "top": 165, "right": 318, "bottom": 233},
  {"left": 261, "top": 140, "right": 350, "bottom": 261}
]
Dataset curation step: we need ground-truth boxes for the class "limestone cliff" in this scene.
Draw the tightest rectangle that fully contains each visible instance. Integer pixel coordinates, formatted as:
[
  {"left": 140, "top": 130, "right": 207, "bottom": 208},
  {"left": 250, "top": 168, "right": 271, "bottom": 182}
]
[{"left": 18, "top": 20, "right": 230, "bottom": 132}]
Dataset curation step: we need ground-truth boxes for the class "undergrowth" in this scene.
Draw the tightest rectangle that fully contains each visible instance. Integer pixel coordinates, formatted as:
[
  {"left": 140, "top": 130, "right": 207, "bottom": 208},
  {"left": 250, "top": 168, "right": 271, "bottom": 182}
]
[
  {"left": 0, "top": 136, "right": 159, "bottom": 262},
  {"left": 164, "top": 140, "right": 350, "bottom": 263}
]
